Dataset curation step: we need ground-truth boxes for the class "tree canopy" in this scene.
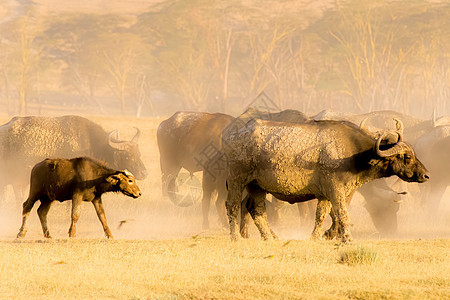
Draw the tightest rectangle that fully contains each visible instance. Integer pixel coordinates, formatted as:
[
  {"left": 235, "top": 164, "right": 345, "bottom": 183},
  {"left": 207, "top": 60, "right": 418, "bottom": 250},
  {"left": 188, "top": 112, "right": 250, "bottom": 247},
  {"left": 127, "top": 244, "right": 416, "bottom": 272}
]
[{"left": 0, "top": 0, "right": 448, "bottom": 117}]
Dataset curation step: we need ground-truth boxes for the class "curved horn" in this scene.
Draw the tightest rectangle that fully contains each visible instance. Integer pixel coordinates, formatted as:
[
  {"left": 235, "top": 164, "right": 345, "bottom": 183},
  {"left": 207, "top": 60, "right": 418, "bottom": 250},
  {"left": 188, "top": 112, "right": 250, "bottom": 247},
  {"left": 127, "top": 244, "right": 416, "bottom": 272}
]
[
  {"left": 131, "top": 127, "right": 141, "bottom": 143},
  {"left": 396, "top": 130, "right": 403, "bottom": 143},
  {"left": 359, "top": 117, "right": 369, "bottom": 132},
  {"left": 113, "top": 129, "right": 120, "bottom": 141},
  {"left": 108, "top": 131, "right": 127, "bottom": 150},
  {"left": 375, "top": 131, "right": 404, "bottom": 157},
  {"left": 393, "top": 118, "right": 404, "bottom": 135},
  {"left": 433, "top": 116, "right": 450, "bottom": 127}
]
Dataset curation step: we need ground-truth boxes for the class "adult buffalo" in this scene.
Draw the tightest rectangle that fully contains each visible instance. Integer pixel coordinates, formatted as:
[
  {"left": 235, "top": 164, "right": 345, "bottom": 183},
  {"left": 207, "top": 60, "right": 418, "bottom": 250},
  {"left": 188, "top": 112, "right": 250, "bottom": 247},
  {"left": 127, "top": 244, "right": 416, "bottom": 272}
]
[
  {"left": 157, "top": 108, "right": 308, "bottom": 197},
  {"left": 157, "top": 111, "right": 233, "bottom": 200},
  {"left": 0, "top": 115, "right": 147, "bottom": 203},
  {"left": 157, "top": 109, "right": 309, "bottom": 229},
  {"left": 311, "top": 109, "right": 448, "bottom": 235},
  {"left": 239, "top": 111, "right": 407, "bottom": 237},
  {"left": 157, "top": 111, "right": 234, "bottom": 227},
  {"left": 223, "top": 119, "right": 429, "bottom": 243},
  {"left": 17, "top": 157, "right": 141, "bottom": 239},
  {"left": 312, "top": 109, "right": 434, "bottom": 143},
  {"left": 414, "top": 124, "right": 450, "bottom": 217},
  {"left": 159, "top": 109, "right": 412, "bottom": 235}
]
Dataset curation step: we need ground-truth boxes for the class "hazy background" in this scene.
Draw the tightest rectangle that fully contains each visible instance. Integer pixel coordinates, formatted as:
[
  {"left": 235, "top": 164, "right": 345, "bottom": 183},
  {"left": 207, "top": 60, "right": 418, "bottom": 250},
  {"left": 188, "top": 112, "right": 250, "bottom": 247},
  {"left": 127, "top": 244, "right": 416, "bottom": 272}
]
[
  {"left": 0, "top": 0, "right": 448, "bottom": 118},
  {"left": 0, "top": 0, "right": 449, "bottom": 240}
]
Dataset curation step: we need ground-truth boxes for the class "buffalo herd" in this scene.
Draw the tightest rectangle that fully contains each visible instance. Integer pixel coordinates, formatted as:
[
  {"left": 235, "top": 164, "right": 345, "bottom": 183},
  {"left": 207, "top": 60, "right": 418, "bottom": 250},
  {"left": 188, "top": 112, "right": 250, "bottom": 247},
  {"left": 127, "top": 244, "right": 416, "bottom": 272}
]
[
  {"left": 158, "top": 108, "right": 449, "bottom": 242},
  {"left": 1, "top": 109, "right": 448, "bottom": 241}
]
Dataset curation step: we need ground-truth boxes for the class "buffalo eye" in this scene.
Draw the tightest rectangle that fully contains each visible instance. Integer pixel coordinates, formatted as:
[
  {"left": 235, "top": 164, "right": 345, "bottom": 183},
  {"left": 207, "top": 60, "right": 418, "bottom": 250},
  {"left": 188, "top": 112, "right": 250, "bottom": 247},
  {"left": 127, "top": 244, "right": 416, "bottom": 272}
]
[
  {"left": 404, "top": 155, "right": 412, "bottom": 164},
  {"left": 128, "top": 179, "right": 134, "bottom": 183}
]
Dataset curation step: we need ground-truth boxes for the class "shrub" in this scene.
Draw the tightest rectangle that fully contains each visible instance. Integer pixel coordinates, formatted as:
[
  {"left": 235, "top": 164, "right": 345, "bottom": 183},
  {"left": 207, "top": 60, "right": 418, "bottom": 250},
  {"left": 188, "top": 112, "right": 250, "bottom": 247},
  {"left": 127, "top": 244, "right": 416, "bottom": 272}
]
[{"left": 339, "top": 245, "right": 378, "bottom": 265}]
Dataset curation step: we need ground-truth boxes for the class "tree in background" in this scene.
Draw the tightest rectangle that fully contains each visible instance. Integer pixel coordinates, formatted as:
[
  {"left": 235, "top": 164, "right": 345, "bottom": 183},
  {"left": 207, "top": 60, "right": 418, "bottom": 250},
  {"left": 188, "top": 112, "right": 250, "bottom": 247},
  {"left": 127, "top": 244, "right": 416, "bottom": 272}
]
[
  {"left": 407, "top": 5, "right": 450, "bottom": 115},
  {"left": 98, "top": 30, "right": 146, "bottom": 115},
  {"left": 0, "top": 3, "right": 44, "bottom": 115},
  {"left": 306, "top": 0, "right": 450, "bottom": 115},
  {"left": 0, "top": 0, "right": 449, "bottom": 117},
  {"left": 43, "top": 14, "right": 145, "bottom": 115}
]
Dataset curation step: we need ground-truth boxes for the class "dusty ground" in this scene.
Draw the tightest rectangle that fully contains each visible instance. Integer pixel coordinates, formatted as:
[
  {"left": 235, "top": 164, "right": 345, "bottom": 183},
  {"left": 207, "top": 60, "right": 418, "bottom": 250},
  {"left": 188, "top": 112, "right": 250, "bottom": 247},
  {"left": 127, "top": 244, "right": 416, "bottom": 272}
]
[{"left": 0, "top": 115, "right": 449, "bottom": 299}]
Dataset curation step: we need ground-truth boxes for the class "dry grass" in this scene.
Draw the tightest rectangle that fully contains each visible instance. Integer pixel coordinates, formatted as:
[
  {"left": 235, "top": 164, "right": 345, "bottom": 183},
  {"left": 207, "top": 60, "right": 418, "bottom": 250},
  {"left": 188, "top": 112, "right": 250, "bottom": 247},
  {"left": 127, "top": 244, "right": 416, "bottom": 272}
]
[
  {"left": 339, "top": 244, "right": 378, "bottom": 266},
  {"left": 0, "top": 238, "right": 449, "bottom": 299},
  {"left": 0, "top": 114, "right": 449, "bottom": 299}
]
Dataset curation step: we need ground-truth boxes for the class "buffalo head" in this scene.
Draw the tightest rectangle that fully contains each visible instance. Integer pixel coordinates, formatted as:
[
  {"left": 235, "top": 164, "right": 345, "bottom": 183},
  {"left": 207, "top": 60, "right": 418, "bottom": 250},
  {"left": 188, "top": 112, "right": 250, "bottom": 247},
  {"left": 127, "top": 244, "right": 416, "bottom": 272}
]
[
  {"left": 107, "top": 170, "right": 142, "bottom": 198},
  {"left": 108, "top": 128, "right": 148, "bottom": 180},
  {"left": 375, "top": 131, "right": 429, "bottom": 183}
]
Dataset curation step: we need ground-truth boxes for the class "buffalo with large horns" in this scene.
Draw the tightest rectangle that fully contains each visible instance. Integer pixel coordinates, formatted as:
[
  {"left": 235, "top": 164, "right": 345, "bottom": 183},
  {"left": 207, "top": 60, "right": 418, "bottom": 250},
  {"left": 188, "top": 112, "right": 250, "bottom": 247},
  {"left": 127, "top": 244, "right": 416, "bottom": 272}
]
[
  {"left": 223, "top": 119, "right": 429, "bottom": 243},
  {"left": 0, "top": 115, "right": 147, "bottom": 204}
]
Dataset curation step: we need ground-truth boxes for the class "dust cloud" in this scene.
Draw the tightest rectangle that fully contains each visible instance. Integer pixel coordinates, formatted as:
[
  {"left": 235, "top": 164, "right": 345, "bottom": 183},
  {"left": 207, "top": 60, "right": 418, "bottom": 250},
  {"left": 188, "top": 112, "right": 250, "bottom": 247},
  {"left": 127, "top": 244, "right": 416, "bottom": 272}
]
[
  {"left": 0, "top": 0, "right": 449, "bottom": 241},
  {"left": 1, "top": 128, "right": 449, "bottom": 241},
  {"left": 0, "top": 111, "right": 449, "bottom": 242}
]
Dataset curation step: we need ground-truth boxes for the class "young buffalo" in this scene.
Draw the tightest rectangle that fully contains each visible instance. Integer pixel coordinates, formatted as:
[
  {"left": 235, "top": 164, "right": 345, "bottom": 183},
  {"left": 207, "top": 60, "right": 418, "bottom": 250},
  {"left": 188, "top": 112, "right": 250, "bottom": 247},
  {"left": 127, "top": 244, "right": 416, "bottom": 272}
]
[{"left": 17, "top": 157, "right": 141, "bottom": 239}]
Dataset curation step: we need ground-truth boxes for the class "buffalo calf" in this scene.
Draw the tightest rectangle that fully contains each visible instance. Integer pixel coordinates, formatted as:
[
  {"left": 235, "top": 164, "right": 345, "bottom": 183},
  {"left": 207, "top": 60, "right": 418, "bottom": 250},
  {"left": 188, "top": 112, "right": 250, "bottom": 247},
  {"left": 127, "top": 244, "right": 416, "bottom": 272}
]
[{"left": 17, "top": 157, "right": 141, "bottom": 239}]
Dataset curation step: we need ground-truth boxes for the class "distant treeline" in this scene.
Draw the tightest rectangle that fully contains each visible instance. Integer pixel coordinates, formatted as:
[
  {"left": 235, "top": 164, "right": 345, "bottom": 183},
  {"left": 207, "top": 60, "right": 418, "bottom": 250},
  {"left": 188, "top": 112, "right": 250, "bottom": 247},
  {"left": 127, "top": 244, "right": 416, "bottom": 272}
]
[{"left": 0, "top": 0, "right": 448, "bottom": 117}]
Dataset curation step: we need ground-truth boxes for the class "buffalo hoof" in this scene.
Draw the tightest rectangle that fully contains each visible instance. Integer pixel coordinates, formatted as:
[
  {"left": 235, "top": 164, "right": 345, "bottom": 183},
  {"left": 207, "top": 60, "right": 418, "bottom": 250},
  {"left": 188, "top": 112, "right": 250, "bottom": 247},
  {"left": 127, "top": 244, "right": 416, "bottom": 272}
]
[
  {"left": 339, "top": 234, "right": 353, "bottom": 244},
  {"left": 68, "top": 228, "right": 76, "bottom": 238},
  {"left": 260, "top": 230, "right": 275, "bottom": 241},
  {"left": 240, "top": 227, "right": 250, "bottom": 239},
  {"left": 270, "top": 229, "right": 279, "bottom": 240},
  {"left": 104, "top": 228, "right": 114, "bottom": 239},
  {"left": 230, "top": 233, "right": 241, "bottom": 242},
  {"left": 16, "top": 230, "right": 26, "bottom": 239},
  {"left": 310, "top": 230, "right": 325, "bottom": 241},
  {"left": 324, "top": 228, "right": 338, "bottom": 240}
]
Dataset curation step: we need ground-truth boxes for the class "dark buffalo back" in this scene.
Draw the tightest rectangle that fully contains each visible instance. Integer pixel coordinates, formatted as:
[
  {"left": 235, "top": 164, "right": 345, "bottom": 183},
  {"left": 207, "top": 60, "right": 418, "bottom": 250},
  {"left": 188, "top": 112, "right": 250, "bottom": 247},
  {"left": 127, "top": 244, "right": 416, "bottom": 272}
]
[{"left": 0, "top": 115, "right": 147, "bottom": 184}]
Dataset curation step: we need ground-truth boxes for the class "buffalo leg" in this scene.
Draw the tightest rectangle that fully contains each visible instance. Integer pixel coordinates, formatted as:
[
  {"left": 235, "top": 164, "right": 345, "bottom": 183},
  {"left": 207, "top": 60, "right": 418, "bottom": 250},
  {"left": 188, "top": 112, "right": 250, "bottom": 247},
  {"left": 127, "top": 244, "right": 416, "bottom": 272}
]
[
  {"left": 201, "top": 173, "right": 216, "bottom": 230},
  {"left": 240, "top": 194, "right": 252, "bottom": 238},
  {"left": 16, "top": 195, "right": 39, "bottom": 239},
  {"left": 297, "top": 200, "right": 316, "bottom": 226},
  {"left": 92, "top": 198, "right": 113, "bottom": 239},
  {"left": 323, "top": 208, "right": 338, "bottom": 240},
  {"left": 68, "top": 195, "right": 83, "bottom": 238},
  {"left": 363, "top": 191, "right": 399, "bottom": 236},
  {"left": 423, "top": 180, "right": 446, "bottom": 219},
  {"left": 37, "top": 200, "right": 53, "bottom": 238},
  {"left": 310, "top": 200, "right": 332, "bottom": 240},
  {"left": 215, "top": 180, "right": 229, "bottom": 228},
  {"left": 242, "top": 193, "right": 278, "bottom": 240},
  {"left": 325, "top": 193, "right": 354, "bottom": 241},
  {"left": 160, "top": 161, "right": 181, "bottom": 198},
  {"left": 246, "top": 183, "right": 275, "bottom": 241},
  {"left": 266, "top": 196, "right": 282, "bottom": 226},
  {"left": 226, "top": 180, "right": 244, "bottom": 241},
  {"left": 329, "top": 194, "right": 353, "bottom": 243}
]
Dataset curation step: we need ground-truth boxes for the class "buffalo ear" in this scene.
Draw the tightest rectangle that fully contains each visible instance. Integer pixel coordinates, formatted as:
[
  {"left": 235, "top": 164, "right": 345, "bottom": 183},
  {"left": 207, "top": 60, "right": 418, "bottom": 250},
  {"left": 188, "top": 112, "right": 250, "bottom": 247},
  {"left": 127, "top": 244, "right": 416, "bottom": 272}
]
[
  {"left": 106, "top": 174, "right": 121, "bottom": 185},
  {"left": 368, "top": 159, "right": 379, "bottom": 166}
]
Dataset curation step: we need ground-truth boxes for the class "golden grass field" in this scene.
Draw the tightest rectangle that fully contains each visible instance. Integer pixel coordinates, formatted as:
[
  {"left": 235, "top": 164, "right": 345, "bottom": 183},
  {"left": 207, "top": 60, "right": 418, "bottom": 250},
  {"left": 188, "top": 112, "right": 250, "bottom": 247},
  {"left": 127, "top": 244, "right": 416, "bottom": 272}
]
[{"left": 0, "top": 115, "right": 449, "bottom": 299}]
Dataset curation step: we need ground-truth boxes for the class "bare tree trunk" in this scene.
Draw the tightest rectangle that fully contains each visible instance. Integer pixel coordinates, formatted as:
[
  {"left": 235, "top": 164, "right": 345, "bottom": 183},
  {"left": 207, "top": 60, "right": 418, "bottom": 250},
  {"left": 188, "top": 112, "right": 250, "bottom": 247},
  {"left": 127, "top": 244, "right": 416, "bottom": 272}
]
[
  {"left": 19, "top": 67, "right": 27, "bottom": 115},
  {"left": 221, "top": 29, "right": 233, "bottom": 112}
]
